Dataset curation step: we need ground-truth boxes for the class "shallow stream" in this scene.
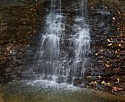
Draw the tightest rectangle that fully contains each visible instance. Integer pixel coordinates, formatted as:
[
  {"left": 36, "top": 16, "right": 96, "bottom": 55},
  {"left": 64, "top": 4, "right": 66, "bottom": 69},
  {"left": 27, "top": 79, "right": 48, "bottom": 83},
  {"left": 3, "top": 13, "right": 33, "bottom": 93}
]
[{"left": 0, "top": 80, "right": 124, "bottom": 102}]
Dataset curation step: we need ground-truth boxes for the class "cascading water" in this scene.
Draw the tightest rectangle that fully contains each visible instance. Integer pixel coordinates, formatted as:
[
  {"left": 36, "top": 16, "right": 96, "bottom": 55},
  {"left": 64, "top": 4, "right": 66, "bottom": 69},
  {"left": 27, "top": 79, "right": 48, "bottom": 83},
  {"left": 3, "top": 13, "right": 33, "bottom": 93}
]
[
  {"left": 36, "top": 0, "right": 65, "bottom": 81},
  {"left": 71, "top": 0, "right": 90, "bottom": 82},
  {"left": 35, "top": 0, "right": 90, "bottom": 85}
]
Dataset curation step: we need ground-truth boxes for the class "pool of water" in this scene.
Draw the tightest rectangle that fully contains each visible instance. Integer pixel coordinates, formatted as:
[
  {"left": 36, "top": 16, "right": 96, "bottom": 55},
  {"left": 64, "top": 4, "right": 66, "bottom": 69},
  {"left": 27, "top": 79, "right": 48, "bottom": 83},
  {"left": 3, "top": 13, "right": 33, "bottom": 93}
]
[{"left": 0, "top": 80, "right": 124, "bottom": 102}]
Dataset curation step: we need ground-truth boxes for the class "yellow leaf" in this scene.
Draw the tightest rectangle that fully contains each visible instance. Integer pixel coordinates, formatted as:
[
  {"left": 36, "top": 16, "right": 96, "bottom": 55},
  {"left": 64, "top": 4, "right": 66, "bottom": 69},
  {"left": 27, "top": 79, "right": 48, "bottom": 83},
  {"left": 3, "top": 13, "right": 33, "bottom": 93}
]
[{"left": 118, "top": 44, "right": 122, "bottom": 46}]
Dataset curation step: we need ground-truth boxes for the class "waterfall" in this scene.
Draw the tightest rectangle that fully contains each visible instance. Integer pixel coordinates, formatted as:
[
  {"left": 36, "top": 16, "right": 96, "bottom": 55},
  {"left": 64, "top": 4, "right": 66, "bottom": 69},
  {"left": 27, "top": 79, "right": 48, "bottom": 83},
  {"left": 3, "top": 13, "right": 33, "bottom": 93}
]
[
  {"left": 35, "top": 0, "right": 90, "bottom": 85},
  {"left": 71, "top": 0, "right": 90, "bottom": 82},
  {"left": 36, "top": 0, "right": 65, "bottom": 81}
]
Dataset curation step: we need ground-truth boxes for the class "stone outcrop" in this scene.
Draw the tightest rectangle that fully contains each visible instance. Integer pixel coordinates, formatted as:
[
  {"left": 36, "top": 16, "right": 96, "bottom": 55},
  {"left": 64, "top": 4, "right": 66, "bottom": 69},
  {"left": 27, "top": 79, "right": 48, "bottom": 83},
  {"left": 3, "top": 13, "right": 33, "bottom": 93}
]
[
  {"left": 84, "top": 0, "right": 125, "bottom": 95},
  {"left": 0, "top": 0, "right": 49, "bottom": 83}
]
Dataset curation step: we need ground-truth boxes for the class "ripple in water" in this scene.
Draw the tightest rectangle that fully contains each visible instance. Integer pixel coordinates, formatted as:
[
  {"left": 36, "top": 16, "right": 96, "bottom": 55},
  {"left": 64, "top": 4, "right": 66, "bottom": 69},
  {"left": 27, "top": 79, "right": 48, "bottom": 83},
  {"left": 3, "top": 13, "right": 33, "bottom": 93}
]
[{"left": 27, "top": 80, "right": 79, "bottom": 91}]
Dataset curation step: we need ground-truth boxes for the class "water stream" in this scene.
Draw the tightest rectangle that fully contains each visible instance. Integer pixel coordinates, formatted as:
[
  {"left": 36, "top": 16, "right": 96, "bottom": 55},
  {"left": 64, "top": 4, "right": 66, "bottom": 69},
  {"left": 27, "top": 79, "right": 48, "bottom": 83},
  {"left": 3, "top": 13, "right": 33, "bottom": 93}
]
[
  {"left": 35, "top": 0, "right": 90, "bottom": 85},
  {"left": 36, "top": 0, "right": 65, "bottom": 81},
  {"left": 72, "top": 0, "right": 90, "bottom": 81},
  {"left": 0, "top": 81, "right": 123, "bottom": 102}
]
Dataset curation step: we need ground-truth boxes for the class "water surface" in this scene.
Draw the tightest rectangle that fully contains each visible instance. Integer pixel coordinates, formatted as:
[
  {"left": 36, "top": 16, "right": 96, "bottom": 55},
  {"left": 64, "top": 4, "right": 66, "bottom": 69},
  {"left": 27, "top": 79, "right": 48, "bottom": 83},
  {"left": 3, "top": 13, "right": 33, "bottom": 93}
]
[{"left": 0, "top": 80, "right": 124, "bottom": 102}]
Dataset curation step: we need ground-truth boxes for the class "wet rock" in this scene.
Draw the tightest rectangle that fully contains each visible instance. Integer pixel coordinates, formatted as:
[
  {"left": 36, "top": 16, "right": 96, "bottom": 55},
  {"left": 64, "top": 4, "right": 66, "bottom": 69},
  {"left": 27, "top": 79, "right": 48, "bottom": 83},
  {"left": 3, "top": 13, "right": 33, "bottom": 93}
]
[
  {"left": 85, "top": 0, "right": 125, "bottom": 95},
  {"left": 73, "top": 77, "right": 83, "bottom": 86},
  {"left": 0, "top": 1, "right": 49, "bottom": 83}
]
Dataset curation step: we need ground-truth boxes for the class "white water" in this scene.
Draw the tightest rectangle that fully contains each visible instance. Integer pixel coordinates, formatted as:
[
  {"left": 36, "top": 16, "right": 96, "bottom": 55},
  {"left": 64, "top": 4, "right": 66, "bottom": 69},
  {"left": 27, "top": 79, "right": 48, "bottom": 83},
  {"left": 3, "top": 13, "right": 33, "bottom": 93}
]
[
  {"left": 36, "top": 0, "right": 65, "bottom": 82},
  {"left": 72, "top": 17, "right": 90, "bottom": 77},
  {"left": 27, "top": 80, "right": 79, "bottom": 91},
  {"left": 35, "top": 0, "right": 90, "bottom": 85},
  {"left": 71, "top": 0, "right": 90, "bottom": 79}
]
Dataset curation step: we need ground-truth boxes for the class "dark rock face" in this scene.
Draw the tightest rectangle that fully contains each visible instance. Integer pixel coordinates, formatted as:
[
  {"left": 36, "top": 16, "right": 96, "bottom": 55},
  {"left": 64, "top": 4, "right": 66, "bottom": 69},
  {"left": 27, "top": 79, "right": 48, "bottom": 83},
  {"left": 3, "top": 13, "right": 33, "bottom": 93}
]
[
  {"left": 0, "top": 1, "right": 49, "bottom": 83},
  {"left": 85, "top": 0, "right": 125, "bottom": 95}
]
